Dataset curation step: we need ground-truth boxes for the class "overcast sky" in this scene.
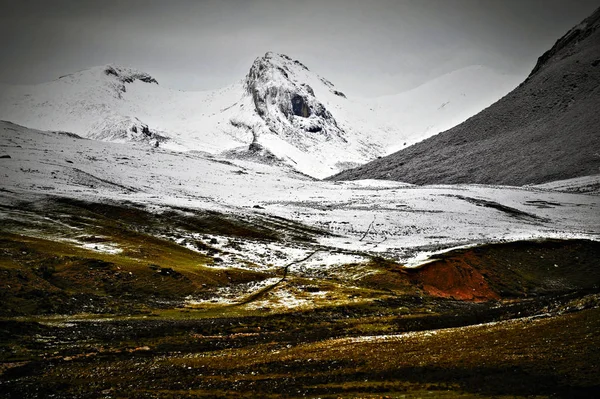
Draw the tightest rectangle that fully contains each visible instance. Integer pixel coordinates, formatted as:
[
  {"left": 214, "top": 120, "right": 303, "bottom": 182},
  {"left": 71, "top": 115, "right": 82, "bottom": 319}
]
[{"left": 0, "top": 0, "right": 597, "bottom": 97}]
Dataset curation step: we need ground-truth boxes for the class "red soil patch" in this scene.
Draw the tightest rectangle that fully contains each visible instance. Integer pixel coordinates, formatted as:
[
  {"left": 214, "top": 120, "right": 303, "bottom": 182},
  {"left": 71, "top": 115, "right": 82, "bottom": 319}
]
[{"left": 406, "top": 251, "right": 500, "bottom": 302}]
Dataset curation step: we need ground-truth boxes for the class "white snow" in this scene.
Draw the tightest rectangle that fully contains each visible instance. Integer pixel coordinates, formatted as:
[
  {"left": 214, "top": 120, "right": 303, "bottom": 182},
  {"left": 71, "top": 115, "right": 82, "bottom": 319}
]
[
  {"left": 0, "top": 55, "right": 522, "bottom": 179},
  {"left": 1, "top": 121, "right": 598, "bottom": 271},
  {"left": 170, "top": 232, "right": 312, "bottom": 271},
  {"left": 368, "top": 65, "right": 523, "bottom": 153},
  {"left": 78, "top": 242, "right": 122, "bottom": 254}
]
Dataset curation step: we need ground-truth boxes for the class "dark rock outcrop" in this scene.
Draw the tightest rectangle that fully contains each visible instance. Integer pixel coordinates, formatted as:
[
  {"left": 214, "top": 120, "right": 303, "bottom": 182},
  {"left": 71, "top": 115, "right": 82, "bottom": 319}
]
[
  {"left": 291, "top": 95, "right": 311, "bottom": 117},
  {"left": 104, "top": 65, "right": 158, "bottom": 85}
]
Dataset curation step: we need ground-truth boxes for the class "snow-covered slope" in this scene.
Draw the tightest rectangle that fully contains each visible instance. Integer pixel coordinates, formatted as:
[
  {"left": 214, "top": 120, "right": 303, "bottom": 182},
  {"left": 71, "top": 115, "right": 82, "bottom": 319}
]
[
  {"left": 367, "top": 65, "right": 523, "bottom": 153},
  {"left": 2, "top": 121, "right": 598, "bottom": 266},
  {"left": 0, "top": 53, "right": 521, "bottom": 178},
  {"left": 0, "top": 65, "right": 252, "bottom": 153}
]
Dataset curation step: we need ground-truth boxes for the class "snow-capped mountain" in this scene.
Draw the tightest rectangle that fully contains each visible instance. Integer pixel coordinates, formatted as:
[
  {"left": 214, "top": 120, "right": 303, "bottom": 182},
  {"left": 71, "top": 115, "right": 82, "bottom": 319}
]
[{"left": 0, "top": 52, "right": 521, "bottom": 178}]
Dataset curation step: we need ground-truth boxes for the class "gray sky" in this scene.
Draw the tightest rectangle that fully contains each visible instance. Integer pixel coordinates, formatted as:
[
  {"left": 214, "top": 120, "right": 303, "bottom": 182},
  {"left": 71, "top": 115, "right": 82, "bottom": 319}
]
[{"left": 0, "top": 0, "right": 598, "bottom": 97}]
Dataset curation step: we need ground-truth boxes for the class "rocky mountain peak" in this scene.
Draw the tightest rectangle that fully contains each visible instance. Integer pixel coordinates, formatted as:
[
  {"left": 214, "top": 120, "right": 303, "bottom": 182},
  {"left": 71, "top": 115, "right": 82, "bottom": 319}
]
[
  {"left": 245, "top": 52, "right": 310, "bottom": 83},
  {"left": 244, "top": 52, "right": 315, "bottom": 110},
  {"left": 243, "top": 52, "right": 346, "bottom": 144},
  {"left": 244, "top": 52, "right": 345, "bottom": 98}
]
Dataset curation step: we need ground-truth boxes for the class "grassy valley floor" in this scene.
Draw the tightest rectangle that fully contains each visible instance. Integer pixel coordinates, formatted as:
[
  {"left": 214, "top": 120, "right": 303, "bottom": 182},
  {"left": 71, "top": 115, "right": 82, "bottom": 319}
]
[{"left": 1, "top": 197, "right": 599, "bottom": 398}]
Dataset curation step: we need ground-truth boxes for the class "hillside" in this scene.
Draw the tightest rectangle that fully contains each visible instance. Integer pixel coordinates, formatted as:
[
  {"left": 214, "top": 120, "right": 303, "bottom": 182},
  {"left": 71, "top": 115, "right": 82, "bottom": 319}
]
[{"left": 330, "top": 7, "right": 600, "bottom": 185}]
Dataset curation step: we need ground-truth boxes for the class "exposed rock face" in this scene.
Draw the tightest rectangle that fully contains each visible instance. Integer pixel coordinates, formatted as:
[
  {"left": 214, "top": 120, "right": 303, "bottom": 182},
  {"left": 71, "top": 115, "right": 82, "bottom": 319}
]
[
  {"left": 330, "top": 7, "right": 600, "bottom": 186},
  {"left": 243, "top": 52, "right": 347, "bottom": 147},
  {"left": 89, "top": 117, "right": 167, "bottom": 144},
  {"left": 99, "top": 65, "right": 159, "bottom": 96},
  {"left": 103, "top": 65, "right": 159, "bottom": 85}
]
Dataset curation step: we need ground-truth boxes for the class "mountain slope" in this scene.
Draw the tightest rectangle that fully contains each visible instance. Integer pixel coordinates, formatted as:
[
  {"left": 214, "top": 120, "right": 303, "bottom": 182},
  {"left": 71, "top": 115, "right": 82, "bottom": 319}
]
[
  {"left": 0, "top": 53, "right": 519, "bottom": 179},
  {"left": 364, "top": 65, "right": 522, "bottom": 153},
  {"left": 330, "top": 7, "right": 600, "bottom": 185}
]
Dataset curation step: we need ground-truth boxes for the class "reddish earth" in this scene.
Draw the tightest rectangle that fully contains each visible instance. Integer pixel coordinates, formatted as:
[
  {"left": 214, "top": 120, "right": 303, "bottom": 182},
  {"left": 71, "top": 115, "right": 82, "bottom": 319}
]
[
  {"left": 402, "top": 239, "right": 600, "bottom": 302},
  {"left": 407, "top": 252, "right": 500, "bottom": 301}
]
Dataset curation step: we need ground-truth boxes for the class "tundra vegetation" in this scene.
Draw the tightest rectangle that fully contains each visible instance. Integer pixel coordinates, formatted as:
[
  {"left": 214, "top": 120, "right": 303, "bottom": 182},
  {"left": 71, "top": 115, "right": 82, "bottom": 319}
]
[{"left": 1, "top": 198, "right": 599, "bottom": 398}]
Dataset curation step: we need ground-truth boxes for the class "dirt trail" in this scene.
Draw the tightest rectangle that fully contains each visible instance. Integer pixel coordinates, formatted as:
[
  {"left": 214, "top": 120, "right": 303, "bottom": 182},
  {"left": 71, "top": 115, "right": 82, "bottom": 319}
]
[{"left": 234, "top": 250, "right": 321, "bottom": 306}]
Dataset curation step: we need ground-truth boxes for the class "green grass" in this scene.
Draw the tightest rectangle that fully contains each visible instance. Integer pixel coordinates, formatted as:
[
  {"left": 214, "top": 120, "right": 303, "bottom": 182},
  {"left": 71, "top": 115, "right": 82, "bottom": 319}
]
[
  {"left": 0, "top": 230, "right": 273, "bottom": 316},
  {"left": 0, "top": 196, "right": 420, "bottom": 318},
  {"left": 0, "top": 195, "right": 287, "bottom": 316}
]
